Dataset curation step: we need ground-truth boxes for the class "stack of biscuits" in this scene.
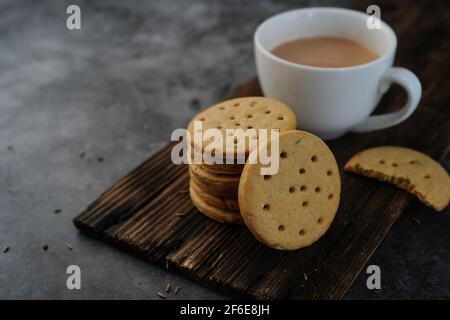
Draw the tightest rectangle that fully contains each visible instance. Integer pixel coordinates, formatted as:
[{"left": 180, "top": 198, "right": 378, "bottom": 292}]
[
  {"left": 187, "top": 97, "right": 297, "bottom": 224},
  {"left": 184, "top": 96, "right": 450, "bottom": 250}
]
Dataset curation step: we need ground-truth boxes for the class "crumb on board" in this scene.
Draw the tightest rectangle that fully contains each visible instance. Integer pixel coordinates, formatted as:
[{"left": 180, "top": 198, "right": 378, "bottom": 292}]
[
  {"left": 157, "top": 292, "right": 166, "bottom": 299},
  {"left": 412, "top": 217, "right": 422, "bottom": 224},
  {"left": 175, "top": 213, "right": 186, "bottom": 217}
]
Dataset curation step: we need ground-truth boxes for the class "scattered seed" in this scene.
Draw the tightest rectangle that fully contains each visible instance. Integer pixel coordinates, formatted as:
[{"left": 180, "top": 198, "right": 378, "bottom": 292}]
[
  {"left": 43, "top": 244, "right": 49, "bottom": 251},
  {"left": 157, "top": 292, "right": 167, "bottom": 299},
  {"left": 3, "top": 245, "right": 10, "bottom": 253},
  {"left": 412, "top": 217, "right": 422, "bottom": 224},
  {"left": 79, "top": 149, "right": 86, "bottom": 158},
  {"left": 303, "top": 273, "right": 308, "bottom": 280},
  {"left": 166, "top": 260, "right": 169, "bottom": 270},
  {"left": 211, "top": 253, "right": 224, "bottom": 268},
  {"left": 65, "top": 243, "right": 73, "bottom": 250},
  {"left": 398, "top": 279, "right": 408, "bottom": 289},
  {"left": 165, "top": 283, "right": 171, "bottom": 293},
  {"left": 53, "top": 209, "right": 62, "bottom": 214},
  {"left": 97, "top": 157, "right": 104, "bottom": 162},
  {"left": 189, "top": 98, "right": 200, "bottom": 110},
  {"left": 174, "top": 286, "right": 180, "bottom": 294}
]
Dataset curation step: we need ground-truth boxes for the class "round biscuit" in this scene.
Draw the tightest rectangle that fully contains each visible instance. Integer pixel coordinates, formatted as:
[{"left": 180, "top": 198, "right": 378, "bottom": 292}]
[
  {"left": 189, "top": 182, "right": 243, "bottom": 224},
  {"left": 189, "top": 173, "right": 238, "bottom": 198},
  {"left": 187, "top": 97, "right": 297, "bottom": 159},
  {"left": 199, "top": 162, "right": 244, "bottom": 175},
  {"left": 189, "top": 164, "right": 240, "bottom": 192},
  {"left": 190, "top": 179, "right": 239, "bottom": 211},
  {"left": 238, "top": 130, "right": 341, "bottom": 250}
]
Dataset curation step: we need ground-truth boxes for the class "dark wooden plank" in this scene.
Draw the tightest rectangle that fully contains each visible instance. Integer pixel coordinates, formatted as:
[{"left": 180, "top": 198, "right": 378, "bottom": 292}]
[{"left": 73, "top": 0, "right": 449, "bottom": 299}]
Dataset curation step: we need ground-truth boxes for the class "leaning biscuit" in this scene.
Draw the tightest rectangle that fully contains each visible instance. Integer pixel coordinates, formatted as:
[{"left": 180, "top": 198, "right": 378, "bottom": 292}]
[
  {"left": 190, "top": 179, "right": 239, "bottom": 211},
  {"left": 238, "top": 130, "right": 341, "bottom": 250},
  {"left": 187, "top": 97, "right": 297, "bottom": 159},
  {"left": 189, "top": 182, "right": 243, "bottom": 224},
  {"left": 345, "top": 146, "right": 450, "bottom": 211}
]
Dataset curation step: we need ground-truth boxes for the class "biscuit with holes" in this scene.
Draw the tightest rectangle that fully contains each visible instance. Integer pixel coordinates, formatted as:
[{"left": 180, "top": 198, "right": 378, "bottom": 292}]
[
  {"left": 190, "top": 181, "right": 243, "bottom": 224},
  {"left": 189, "top": 164, "right": 240, "bottom": 193},
  {"left": 190, "top": 179, "right": 239, "bottom": 211},
  {"left": 238, "top": 130, "right": 340, "bottom": 250},
  {"left": 345, "top": 146, "right": 450, "bottom": 211},
  {"left": 187, "top": 97, "right": 297, "bottom": 159}
]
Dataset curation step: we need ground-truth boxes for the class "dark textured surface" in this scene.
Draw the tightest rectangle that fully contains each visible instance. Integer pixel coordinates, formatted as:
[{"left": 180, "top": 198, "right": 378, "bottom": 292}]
[{"left": 0, "top": 0, "right": 448, "bottom": 299}]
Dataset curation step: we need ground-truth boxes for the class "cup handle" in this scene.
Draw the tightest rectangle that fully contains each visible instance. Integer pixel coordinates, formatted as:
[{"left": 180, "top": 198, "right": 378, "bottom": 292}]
[{"left": 352, "top": 67, "right": 421, "bottom": 132}]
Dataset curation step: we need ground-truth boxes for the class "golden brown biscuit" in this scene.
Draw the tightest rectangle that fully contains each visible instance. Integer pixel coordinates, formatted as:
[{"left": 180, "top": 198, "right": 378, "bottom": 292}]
[
  {"left": 238, "top": 130, "right": 341, "bottom": 250},
  {"left": 187, "top": 97, "right": 297, "bottom": 159},
  {"left": 345, "top": 146, "right": 450, "bottom": 211},
  {"left": 189, "top": 164, "right": 240, "bottom": 193},
  {"left": 189, "top": 173, "right": 238, "bottom": 198},
  {"left": 189, "top": 145, "right": 245, "bottom": 175},
  {"left": 189, "top": 182, "right": 243, "bottom": 224},
  {"left": 198, "top": 162, "right": 244, "bottom": 175},
  {"left": 190, "top": 179, "right": 239, "bottom": 211}
]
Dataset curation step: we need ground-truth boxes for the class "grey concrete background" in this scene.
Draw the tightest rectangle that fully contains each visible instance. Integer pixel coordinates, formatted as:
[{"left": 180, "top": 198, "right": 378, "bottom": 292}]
[{"left": 0, "top": 0, "right": 448, "bottom": 300}]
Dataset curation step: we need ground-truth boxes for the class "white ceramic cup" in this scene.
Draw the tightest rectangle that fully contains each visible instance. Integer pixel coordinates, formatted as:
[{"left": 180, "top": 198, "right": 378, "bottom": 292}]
[{"left": 254, "top": 7, "right": 421, "bottom": 140}]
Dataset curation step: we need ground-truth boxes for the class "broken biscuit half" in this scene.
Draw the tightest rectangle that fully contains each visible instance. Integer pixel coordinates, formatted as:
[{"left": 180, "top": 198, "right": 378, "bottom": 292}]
[{"left": 345, "top": 146, "right": 450, "bottom": 212}]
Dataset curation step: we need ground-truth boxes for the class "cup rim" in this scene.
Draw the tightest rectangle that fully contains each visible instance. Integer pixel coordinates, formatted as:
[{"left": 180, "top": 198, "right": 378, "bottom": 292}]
[{"left": 254, "top": 7, "right": 397, "bottom": 72}]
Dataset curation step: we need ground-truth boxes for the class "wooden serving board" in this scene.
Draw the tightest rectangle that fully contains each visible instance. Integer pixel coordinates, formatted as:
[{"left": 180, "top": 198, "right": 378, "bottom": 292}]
[{"left": 74, "top": 0, "right": 449, "bottom": 299}]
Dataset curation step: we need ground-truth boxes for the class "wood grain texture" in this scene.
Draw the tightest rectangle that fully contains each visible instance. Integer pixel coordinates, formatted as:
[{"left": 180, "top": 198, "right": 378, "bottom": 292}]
[{"left": 73, "top": 0, "right": 449, "bottom": 299}]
